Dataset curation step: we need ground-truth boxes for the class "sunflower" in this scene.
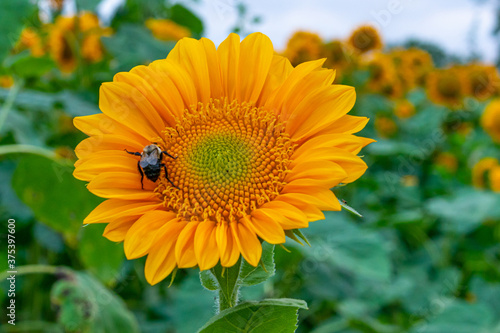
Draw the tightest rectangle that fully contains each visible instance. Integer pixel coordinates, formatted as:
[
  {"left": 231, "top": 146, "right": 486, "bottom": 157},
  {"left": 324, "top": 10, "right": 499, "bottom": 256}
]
[
  {"left": 365, "top": 52, "right": 402, "bottom": 99},
  {"left": 0, "top": 75, "right": 14, "bottom": 88},
  {"left": 374, "top": 116, "right": 397, "bottom": 138},
  {"left": 394, "top": 99, "right": 415, "bottom": 119},
  {"left": 15, "top": 27, "right": 45, "bottom": 57},
  {"left": 73, "top": 33, "right": 374, "bottom": 285},
  {"left": 472, "top": 157, "right": 498, "bottom": 189},
  {"left": 391, "top": 48, "right": 433, "bottom": 89},
  {"left": 426, "top": 67, "right": 464, "bottom": 108},
  {"left": 48, "top": 12, "right": 110, "bottom": 73},
  {"left": 283, "top": 31, "right": 323, "bottom": 66},
  {"left": 481, "top": 99, "right": 500, "bottom": 143},
  {"left": 434, "top": 152, "right": 458, "bottom": 173},
  {"left": 145, "top": 18, "right": 191, "bottom": 41},
  {"left": 347, "top": 25, "right": 382, "bottom": 54},
  {"left": 322, "top": 40, "right": 354, "bottom": 82},
  {"left": 461, "top": 64, "right": 499, "bottom": 100}
]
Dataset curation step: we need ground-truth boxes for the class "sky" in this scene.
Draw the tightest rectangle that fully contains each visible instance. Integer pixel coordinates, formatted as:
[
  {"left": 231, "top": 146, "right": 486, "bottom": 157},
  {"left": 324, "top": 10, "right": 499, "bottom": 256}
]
[
  {"left": 178, "top": 0, "right": 498, "bottom": 62},
  {"left": 95, "top": 0, "right": 498, "bottom": 62}
]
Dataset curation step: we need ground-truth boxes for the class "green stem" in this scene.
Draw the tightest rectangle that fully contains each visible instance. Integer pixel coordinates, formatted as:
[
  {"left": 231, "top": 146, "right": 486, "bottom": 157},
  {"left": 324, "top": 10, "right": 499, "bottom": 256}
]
[
  {"left": 0, "top": 264, "right": 71, "bottom": 281},
  {"left": 0, "top": 144, "right": 57, "bottom": 159},
  {"left": 0, "top": 80, "right": 24, "bottom": 133},
  {"left": 211, "top": 258, "right": 242, "bottom": 312}
]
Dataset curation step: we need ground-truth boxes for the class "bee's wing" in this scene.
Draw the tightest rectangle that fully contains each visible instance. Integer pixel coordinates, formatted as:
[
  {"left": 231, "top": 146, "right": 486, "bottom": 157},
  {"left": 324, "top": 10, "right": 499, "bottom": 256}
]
[{"left": 139, "top": 154, "right": 158, "bottom": 168}]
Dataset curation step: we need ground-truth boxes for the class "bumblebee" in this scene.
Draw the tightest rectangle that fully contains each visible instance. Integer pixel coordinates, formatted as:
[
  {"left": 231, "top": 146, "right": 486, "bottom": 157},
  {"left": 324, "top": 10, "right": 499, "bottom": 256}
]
[{"left": 125, "top": 144, "right": 177, "bottom": 189}]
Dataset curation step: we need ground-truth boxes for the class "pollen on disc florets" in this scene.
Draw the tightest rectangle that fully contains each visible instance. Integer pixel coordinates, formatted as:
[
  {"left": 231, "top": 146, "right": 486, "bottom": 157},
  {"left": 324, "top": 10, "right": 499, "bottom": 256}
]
[{"left": 154, "top": 99, "right": 295, "bottom": 224}]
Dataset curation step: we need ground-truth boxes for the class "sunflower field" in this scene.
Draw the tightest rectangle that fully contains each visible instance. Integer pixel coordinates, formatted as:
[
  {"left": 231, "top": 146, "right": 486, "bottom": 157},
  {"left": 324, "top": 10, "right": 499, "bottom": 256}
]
[{"left": 1, "top": 0, "right": 500, "bottom": 332}]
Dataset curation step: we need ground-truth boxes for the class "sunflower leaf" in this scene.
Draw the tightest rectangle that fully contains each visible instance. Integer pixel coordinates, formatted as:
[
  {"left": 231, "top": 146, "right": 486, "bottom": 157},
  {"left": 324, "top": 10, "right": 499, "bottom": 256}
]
[
  {"left": 199, "top": 270, "right": 218, "bottom": 291},
  {"left": 239, "top": 242, "right": 275, "bottom": 287},
  {"left": 12, "top": 155, "right": 103, "bottom": 241},
  {"left": 197, "top": 298, "right": 308, "bottom": 333},
  {"left": 51, "top": 271, "right": 139, "bottom": 333},
  {"left": 339, "top": 199, "right": 363, "bottom": 217}
]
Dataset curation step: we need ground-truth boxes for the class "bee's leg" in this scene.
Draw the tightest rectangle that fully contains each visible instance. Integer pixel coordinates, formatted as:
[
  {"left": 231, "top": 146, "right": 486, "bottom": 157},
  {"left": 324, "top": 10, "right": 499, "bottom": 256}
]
[
  {"left": 161, "top": 151, "right": 177, "bottom": 159},
  {"left": 162, "top": 163, "right": 179, "bottom": 189},
  {"left": 125, "top": 149, "right": 142, "bottom": 156},
  {"left": 137, "top": 162, "right": 144, "bottom": 190}
]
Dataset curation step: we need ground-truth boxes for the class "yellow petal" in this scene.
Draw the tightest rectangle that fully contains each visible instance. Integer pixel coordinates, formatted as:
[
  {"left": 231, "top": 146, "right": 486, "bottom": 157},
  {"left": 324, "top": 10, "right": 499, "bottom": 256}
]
[
  {"left": 194, "top": 221, "right": 219, "bottom": 270},
  {"left": 84, "top": 199, "right": 162, "bottom": 224},
  {"left": 124, "top": 210, "right": 176, "bottom": 259},
  {"left": 175, "top": 221, "right": 199, "bottom": 268},
  {"left": 167, "top": 37, "right": 212, "bottom": 103},
  {"left": 99, "top": 82, "right": 166, "bottom": 140},
  {"left": 216, "top": 222, "right": 240, "bottom": 267},
  {"left": 75, "top": 134, "right": 147, "bottom": 160},
  {"left": 87, "top": 172, "right": 159, "bottom": 199},
  {"left": 275, "top": 195, "right": 325, "bottom": 221},
  {"left": 200, "top": 38, "right": 224, "bottom": 99},
  {"left": 102, "top": 216, "right": 137, "bottom": 242},
  {"left": 256, "top": 55, "right": 293, "bottom": 106},
  {"left": 285, "top": 160, "right": 347, "bottom": 187},
  {"left": 231, "top": 219, "right": 261, "bottom": 267},
  {"left": 254, "top": 200, "right": 309, "bottom": 230},
  {"left": 144, "top": 219, "right": 187, "bottom": 285},
  {"left": 289, "top": 85, "right": 356, "bottom": 141},
  {"left": 264, "top": 58, "right": 325, "bottom": 114},
  {"left": 239, "top": 32, "right": 274, "bottom": 104},
  {"left": 313, "top": 115, "right": 370, "bottom": 135},
  {"left": 247, "top": 213, "right": 286, "bottom": 244},
  {"left": 278, "top": 188, "right": 341, "bottom": 211},
  {"left": 217, "top": 33, "right": 241, "bottom": 101},
  {"left": 74, "top": 151, "right": 140, "bottom": 181}
]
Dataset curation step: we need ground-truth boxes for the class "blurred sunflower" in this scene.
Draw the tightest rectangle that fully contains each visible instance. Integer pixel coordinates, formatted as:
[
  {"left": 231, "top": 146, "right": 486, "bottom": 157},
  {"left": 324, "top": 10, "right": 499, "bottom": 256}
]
[
  {"left": 0, "top": 75, "right": 14, "bottom": 88},
  {"left": 48, "top": 12, "right": 111, "bottom": 73},
  {"left": 461, "top": 64, "right": 499, "bottom": 100},
  {"left": 392, "top": 48, "right": 433, "bottom": 89},
  {"left": 145, "top": 18, "right": 191, "bottom": 41},
  {"left": 283, "top": 31, "right": 323, "bottom": 66},
  {"left": 322, "top": 40, "right": 353, "bottom": 81},
  {"left": 14, "top": 27, "right": 45, "bottom": 57},
  {"left": 374, "top": 116, "right": 397, "bottom": 138},
  {"left": 394, "top": 99, "right": 415, "bottom": 119},
  {"left": 347, "top": 25, "right": 382, "bottom": 54},
  {"left": 73, "top": 33, "right": 374, "bottom": 285},
  {"left": 472, "top": 157, "right": 499, "bottom": 190},
  {"left": 434, "top": 152, "right": 458, "bottom": 173},
  {"left": 426, "top": 67, "right": 464, "bottom": 108},
  {"left": 365, "top": 53, "right": 402, "bottom": 99},
  {"left": 481, "top": 99, "right": 500, "bottom": 143}
]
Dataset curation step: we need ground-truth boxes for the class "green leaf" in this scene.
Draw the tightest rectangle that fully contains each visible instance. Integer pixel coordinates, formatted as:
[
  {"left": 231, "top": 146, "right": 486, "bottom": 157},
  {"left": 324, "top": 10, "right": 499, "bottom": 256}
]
[
  {"left": 7, "top": 54, "right": 56, "bottom": 78},
  {"left": 308, "top": 213, "right": 392, "bottom": 281},
  {"left": 200, "top": 269, "right": 218, "bottom": 291},
  {"left": 51, "top": 271, "right": 139, "bottom": 333},
  {"left": 0, "top": 87, "right": 57, "bottom": 112},
  {"left": 171, "top": 272, "right": 216, "bottom": 333},
  {"left": 285, "top": 229, "right": 311, "bottom": 246},
  {"left": 0, "top": 0, "right": 33, "bottom": 62},
  {"left": 409, "top": 301, "right": 494, "bottom": 333},
  {"left": 11, "top": 155, "right": 102, "bottom": 240},
  {"left": 240, "top": 242, "right": 275, "bottom": 287},
  {"left": 169, "top": 4, "right": 204, "bottom": 36},
  {"left": 197, "top": 298, "right": 308, "bottom": 333},
  {"left": 426, "top": 189, "right": 500, "bottom": 234},
  {"left": 339, "top": 199, "right": 363, "bottom": 217},
  {"left": 211, "top": 259, "right": 242, "bottom": 310},
  {"left": 78, "top": 224, "right": 125, "bottom": 284},
  {"left": 102, "top": 24, "right": 175, "bottom": 71}
]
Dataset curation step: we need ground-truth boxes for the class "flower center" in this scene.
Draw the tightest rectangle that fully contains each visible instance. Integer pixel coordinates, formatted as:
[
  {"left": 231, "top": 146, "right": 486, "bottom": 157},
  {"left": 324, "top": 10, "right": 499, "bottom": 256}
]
[{"left": 155, "top": 100, "right": 295, "bottom": 224}]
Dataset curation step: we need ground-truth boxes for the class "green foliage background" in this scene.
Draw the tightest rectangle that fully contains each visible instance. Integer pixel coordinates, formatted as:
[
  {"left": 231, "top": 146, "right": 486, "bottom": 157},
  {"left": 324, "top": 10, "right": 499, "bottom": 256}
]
[{"left": 0, "top": 0, "right": 500, "bottom": 332}]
